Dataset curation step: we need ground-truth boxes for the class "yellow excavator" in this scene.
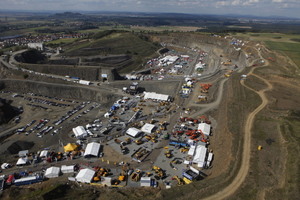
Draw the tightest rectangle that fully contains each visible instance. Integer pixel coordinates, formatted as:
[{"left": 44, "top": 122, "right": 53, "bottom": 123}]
[{"left": 172, "top": 176, "right": 184, "bottom": 186}]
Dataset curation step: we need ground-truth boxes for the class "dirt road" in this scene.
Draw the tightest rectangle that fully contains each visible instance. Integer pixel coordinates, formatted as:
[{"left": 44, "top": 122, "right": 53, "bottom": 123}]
[{"left": 203, "top": 47, "right": 273, "bottom": 200}]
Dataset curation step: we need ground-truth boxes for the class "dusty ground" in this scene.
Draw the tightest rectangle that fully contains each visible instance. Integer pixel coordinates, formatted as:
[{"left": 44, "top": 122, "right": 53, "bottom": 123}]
[{"left": 0, "top": 33, "right": 299, "bottom": 200}]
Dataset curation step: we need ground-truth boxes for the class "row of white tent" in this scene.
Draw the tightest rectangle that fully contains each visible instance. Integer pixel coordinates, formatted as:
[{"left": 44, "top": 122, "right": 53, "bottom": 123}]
[
  {"left": 126, "top": 123, "right": 156, "bottom": 138},
  {"left": 44, "top": 165, "right": 75, "bottom": 178},
  {"left": 15, "top": 142, "right": 101, "bottom": 167}
]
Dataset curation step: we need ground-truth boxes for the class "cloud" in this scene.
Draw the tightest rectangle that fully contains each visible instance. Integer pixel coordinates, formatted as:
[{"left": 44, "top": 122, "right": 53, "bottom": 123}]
[{"left": 0, "top": 0, "right": 299, "bottom": 18}]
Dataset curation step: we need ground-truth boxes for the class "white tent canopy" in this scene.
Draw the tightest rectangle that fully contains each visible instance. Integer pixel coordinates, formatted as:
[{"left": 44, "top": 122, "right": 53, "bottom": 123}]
[
  {"left": 72, "top": 126, "right": 88, "bottom": 138},
  {"left": 193, "top": 145, "right": 207, "bottom": 168},
  {"left": 126, "top": 127, "right": 142, "bottom": 137},
  {"left": 76, "top": 168, "right": 95, "bottom": 183},
  {"left": 143, "top": 92, "right": 170, "bottom": 101},
  {"left": 140, "top": 177, "right": 151, "bottom": 187},
  {"left": 84, "top": 142, "right": 101, "bottom": 157},
  {"left": 198, "top": 123, "right": 211, "bottom": 136},
  {"left": 61, "top": 165, "right": 75, "bottom": 174},
  {"left": 18, "top": 150, "right": 29, "bottom": 157},
  {"left": 141, "top": 123, "right": 156, "bottom": 134},
  {"left": 16, "top": 157, "right": 28, "bottom": 166},
  {"left": 1, "top": 163, "right": 10, "bottom": 169},
  {"left": 45, "top": 167, "right": 60, "bottom": 178},
  {"left": 101, "top": 177, "right": 112, "bottom": 186},
  {"left": 39, "top": 150, "right": 49, "bottom": 158}
]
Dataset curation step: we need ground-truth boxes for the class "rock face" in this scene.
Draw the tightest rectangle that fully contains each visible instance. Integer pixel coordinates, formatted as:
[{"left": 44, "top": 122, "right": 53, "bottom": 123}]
[{"left": 0, "top": 98, "right": 19, "bottom": 125}]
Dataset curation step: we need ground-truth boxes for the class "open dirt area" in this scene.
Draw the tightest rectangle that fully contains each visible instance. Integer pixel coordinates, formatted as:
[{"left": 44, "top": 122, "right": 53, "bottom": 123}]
[{"left": 0, "top": 32, "right": 299, "bottom": 200}]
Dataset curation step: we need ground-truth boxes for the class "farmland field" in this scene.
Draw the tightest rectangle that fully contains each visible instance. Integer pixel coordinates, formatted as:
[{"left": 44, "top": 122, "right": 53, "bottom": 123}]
[{"left": 265, "top": 41, "right": 300, "bottom": 68}]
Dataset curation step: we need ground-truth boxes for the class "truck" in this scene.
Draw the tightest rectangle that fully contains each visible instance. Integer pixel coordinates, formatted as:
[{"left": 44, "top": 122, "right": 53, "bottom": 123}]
[
  {"left": 79, "top": 80, "right": 91, "bottom": 85},
  {"left": 14, "top": 175, "right": 43, "bottom": 186}
]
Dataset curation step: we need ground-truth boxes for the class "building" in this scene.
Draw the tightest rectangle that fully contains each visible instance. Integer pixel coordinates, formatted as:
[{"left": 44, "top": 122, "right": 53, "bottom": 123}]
[
  {"left": 84, "top": 142, "right": 101, "bottom": 157},
  {"left": 45, "top": 167, "right": 60, "bottom": 178},
  {"left": 76, "top": 168, "right": 95, "bottom": 183},
  {"left": 140, "top": 177, "right": 151, "bottom": 187},
  {"left": 192, "top": 145, "right": 207, "bottom": 168},
  {"left": 72, "top": 126, "right": 88, "bottom": 138},
  {"left": 61, "top": 165, "right": 75, "bottom": 174},
  {"left": 39, "top": 150, "right": 49, "bottom": 158},
  {"left": 143, "top": 92, "right": 170, "bottom": 102},
  {"left": 27, "top": 43, "right": 44, "bottom": 51},
  {"left": 141, "top": 123, "right": 156, "bottom": 134},
  {"left": 126, "top": 127, "right": 142, "bottom": 138},
  {"left": 18, "top": 150, "right": 29, "bottom": 157},
  {"left": 16, "top": 157, "right": 28, "bottom": 166},
  {"left": 198, "top": 123, "right": 211, "bottom": 136}
]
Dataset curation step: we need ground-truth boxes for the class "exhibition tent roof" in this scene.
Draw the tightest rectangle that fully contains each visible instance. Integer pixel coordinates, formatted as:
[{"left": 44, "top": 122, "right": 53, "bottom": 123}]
[
  {"left": 16, "top": 157, "right": 28, "bottom": 166},
  {"left": 141, "top": 123, "right": 156, "bottom": 134},
  {"left": 64, "top": 143, "right": 78, "bottom": 152},
  {"left": 45, "top": 167, "right": 60, "bottom": 178},
  {"left": 126, "top": 127, "right": 142, "bottom": 137},
  {"left": 84, "top": 142, "right": 101, "bottom": 157},
  {"left": 61, "top": 165, "right": 75, "bottom": 174},
  {"left": 144, "top": 92, "right": 169, "bottom": 101},
  {"left": 198, "top": 123, "right": 211, "bottom": 136},
  {"left": 72, "top": 126, "right": 88, "bottom": 138},
  {"left": 76, "top": 168, "right": 95, "bottom": 183}
]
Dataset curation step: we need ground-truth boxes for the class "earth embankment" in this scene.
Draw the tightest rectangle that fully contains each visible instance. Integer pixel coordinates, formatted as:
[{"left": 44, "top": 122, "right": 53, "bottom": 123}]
[{"left": 0, "top": 80, "right": 121, "bottom": 106}]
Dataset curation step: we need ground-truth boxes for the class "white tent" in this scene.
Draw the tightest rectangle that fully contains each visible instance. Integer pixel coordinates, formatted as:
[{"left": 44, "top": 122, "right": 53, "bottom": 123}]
[
  {"left": 18, "top": 150, "right": 28, "bottom": 157},
  {"left": 16, "top": 157, "right": 28, "bottom": 166},
  {"left": 140, "top": 177, "right": 151, "bottom": 187},
  {"left": 193, "top": 145, "right": 207, "bottom": 168},
  {"left": 61, "top": 165, "right": 75, "bottom": 174},
  {"left": 143, "top": 92, "right": 170, "bottom": 101},
  {"left": 72, "top": 126, "right": 88, "bottom": 138},
  {"left": 76, "top": 168, "right": 95, "bottom": 183},
  {"left": 141, "top": 123, "right": 156, "bottom": 134},
  {"left": 1, "top": 163, "right": 10, "bottom": 169},
  {"left": 39, "top": 150, "right": 49, "bottom": 158},
  {"left": 84, "top": 142, "right": 101, "bottom": 157},
  {"left": 126, "top": 127, "right": 142, "bottom": 138},
  {"left": 101, "top": 177, "right": 112, "bottom": 186},
  {"left": 45, "top": 167, "right": 60, "bottom": 178},
  {"left": 188, "top": 145, "right": 196, "bottom": 156},
  {"left": 198, "top": 123, "right": 211, "bottom": 136}
]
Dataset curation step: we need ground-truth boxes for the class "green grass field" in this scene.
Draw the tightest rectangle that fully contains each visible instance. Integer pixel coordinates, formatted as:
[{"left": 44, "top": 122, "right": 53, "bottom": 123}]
[
  {"left": 236, "top": 32, "right": 300, "bottom": 68},
  {"left": 265, "top": 41, "right": 300, "bottom": 68},
  {"left": 46, "top": 38, "right": 78, "bottom": 45}
]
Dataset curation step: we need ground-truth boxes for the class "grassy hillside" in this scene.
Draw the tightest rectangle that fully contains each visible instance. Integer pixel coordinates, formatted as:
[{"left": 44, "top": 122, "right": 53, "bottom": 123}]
[
  {"left": 63, "top": 31, "right": 160, "bottom": 73},
  {"left": 265, "top": 41, "right": 300, "bottom": 68}
]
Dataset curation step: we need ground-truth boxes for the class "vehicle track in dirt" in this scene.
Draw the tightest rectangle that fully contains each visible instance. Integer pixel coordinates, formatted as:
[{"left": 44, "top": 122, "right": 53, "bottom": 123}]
[{"left": 203, "top": 47, "right": 273, "bottom": 200}]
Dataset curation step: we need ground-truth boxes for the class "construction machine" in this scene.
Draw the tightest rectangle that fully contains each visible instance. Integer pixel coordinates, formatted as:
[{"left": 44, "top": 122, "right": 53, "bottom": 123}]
[
  {"left": 199, "top": 115, "right": 211, "bottom": 124},
  {"left": 134, "top": 139, "right": 143, "bottom": 145},
  {"left": 172, "top": 176, "right": 184, "bottom": 185},
  {"left": 183, "top": 177, "right": 192, "bottom": 184},
  {"left": 165, "top": 150, "right": 172, "bottom": 158},
  {"left": 180, "top": 147, "right": 189, "bottom": 153}
]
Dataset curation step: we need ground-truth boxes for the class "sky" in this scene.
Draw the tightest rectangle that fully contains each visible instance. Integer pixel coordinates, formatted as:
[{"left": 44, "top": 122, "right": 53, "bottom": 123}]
[{"left": 1, "top": 0, "right": 300, "bottom": 18}]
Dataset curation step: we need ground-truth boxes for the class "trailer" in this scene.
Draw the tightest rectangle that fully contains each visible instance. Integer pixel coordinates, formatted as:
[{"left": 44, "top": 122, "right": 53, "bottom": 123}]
[
  {"left": 182, "top": 169, "right": 198, "bottom": 181},
  {"left": 79, "top": 80, "right": 91, "bottom": 85},
  {"left": 70, "top": 77, "right": 80, "bottom": 80},
  {"left": 14, "top": 175, "right": 43, "bottom": 186},
  {"left": 169, "top": 140, "right": 189, "bottom": 148}
]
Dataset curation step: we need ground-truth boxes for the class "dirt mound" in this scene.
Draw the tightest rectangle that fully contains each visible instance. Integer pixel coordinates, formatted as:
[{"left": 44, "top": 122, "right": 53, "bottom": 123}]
[{"left": 7, "top": 140, "right": 34, "bottom": 154}]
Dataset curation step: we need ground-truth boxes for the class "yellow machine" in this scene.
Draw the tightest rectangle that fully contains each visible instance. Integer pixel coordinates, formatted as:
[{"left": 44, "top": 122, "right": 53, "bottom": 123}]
[
  {"left": 183, "top": 177, "right": 192, "bottom": 184},
  {"left": 173, "top": 176, "right": 184, "bottom": 185},
  {"left": 180, "top": 147, "right": 189, "bottom": 153}
]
